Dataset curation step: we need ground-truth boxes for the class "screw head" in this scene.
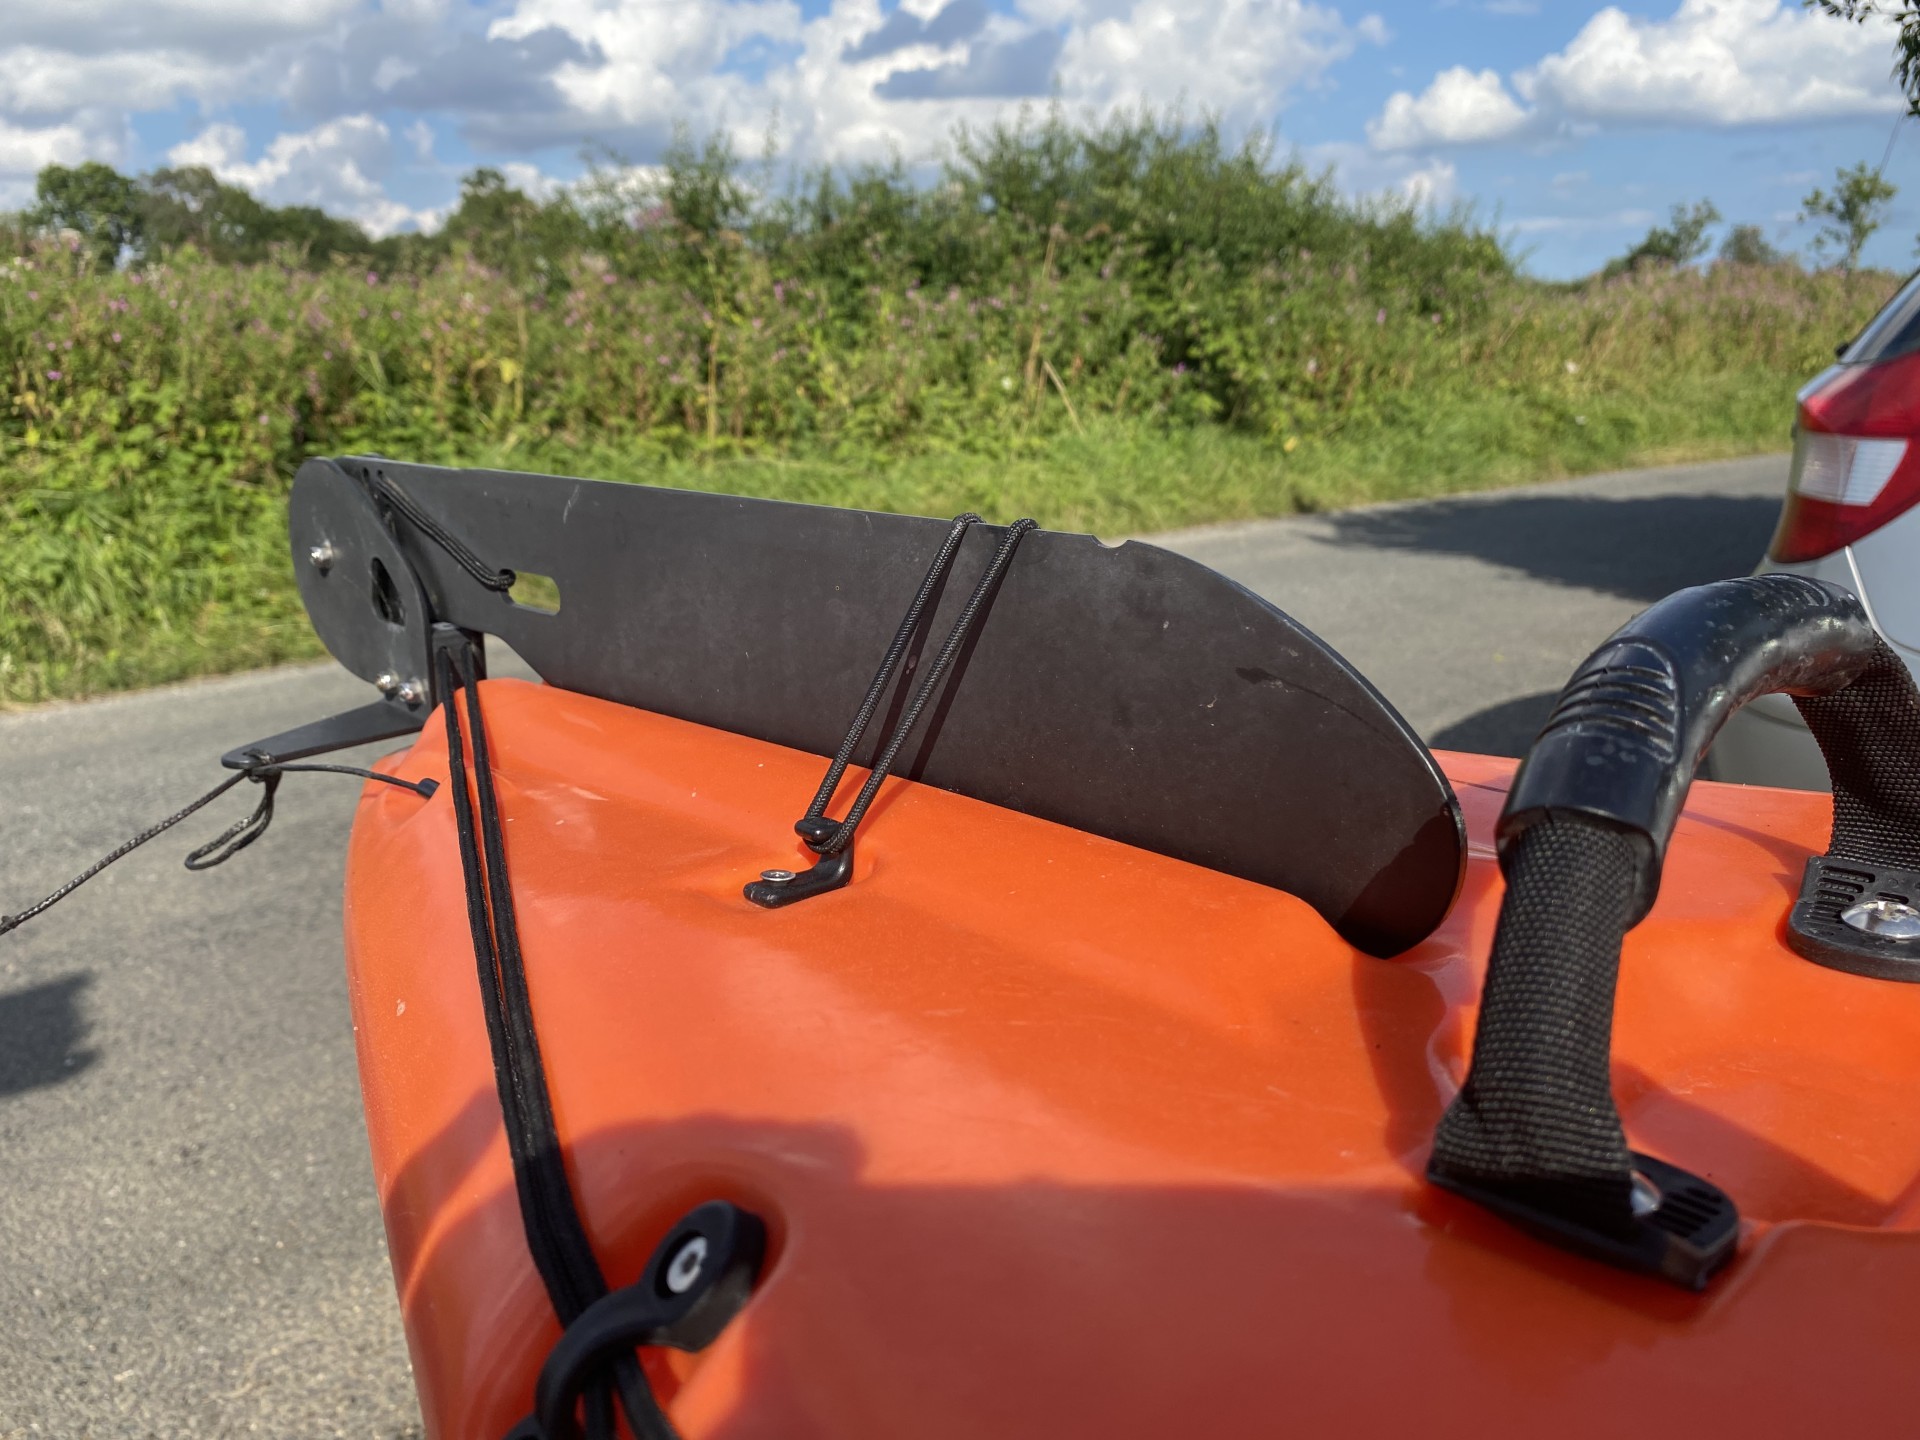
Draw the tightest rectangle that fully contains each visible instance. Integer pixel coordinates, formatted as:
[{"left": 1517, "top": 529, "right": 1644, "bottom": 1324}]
[
  {"left": 1841, "top": 898, "right": 1920, "bottom": 940},
  {"left": 374, "top": 672, "right": 400, "bottom": 697},
  {"left": 394, "top": 679, "right": 426, "bottom": 706},
  {"left": 664, "top": 1234, "right": 709, "bottom": 1295},
  {"left": 1629, "top": 1170, "right": 1663, "bottom": 1218},
  {"left": 308, "top": 542, "right": 337, "bottom": 575},
  {"left": 759, "top": 869, "right": 796, "bottom": 884}
]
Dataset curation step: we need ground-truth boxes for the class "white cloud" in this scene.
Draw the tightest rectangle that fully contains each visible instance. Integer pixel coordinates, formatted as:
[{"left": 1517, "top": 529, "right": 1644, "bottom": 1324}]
[
  {"left": 1521, "top": 0, "right": 1898, "bottom": 127},
  {"left": 498, "top": 160, "right": 565, "bottom": 201},
  {"left": 404, "top": 119, "right": 436, "bottom": 162},
  {"left": 478, "top": 0, "right": 1361, "bottom": 166},
  {"left": 169, "top": 116, "right": 437, "bottom": 235},
  {"left": 1369, "top": 0, "right": 1900, "bottom": 155},
  {"left": 485, "top": 0, "right": 804, "bottom": 151},
  {"left": 5, "top": 0, "right": 363, "bottom": 59},
  {"left": 167, "top": 121, "right": 247, "bottom": 171},
  {"left": 0, "top": 0, "right": 1377, "bottom": 238},
  {"left": 1397, "top": 158, "right": 1458, "bottom": 208},
  {"left": 1307, "top": 141, "right": 1461, "bottom": 210},
  {"left": 0, "top": 118, "right": 95, "bottom": 180},
  {"left": 0, "top": 47, "right": 248, "bottom": 118},
  {"left": 1055, "top": 0, "right": 1351, "bottom": 127},
  {"left": 0, "top": 112, "right": 126, "bottom": 211},
  {"left": 1368, "top": 66, "right": 1530, "bottom": 151}
]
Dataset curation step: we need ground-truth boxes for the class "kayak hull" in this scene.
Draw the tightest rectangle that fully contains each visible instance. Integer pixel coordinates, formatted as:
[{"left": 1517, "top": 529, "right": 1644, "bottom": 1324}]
[{"left": 344, "top": 679, "right": 1920, "bottom": 1438}]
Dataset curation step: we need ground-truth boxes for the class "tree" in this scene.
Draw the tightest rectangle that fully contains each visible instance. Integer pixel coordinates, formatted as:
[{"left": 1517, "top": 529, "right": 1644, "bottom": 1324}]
[
  {"left": 139, "top": 165, "right": 277, "bottom": 263},
  {"left": 1801, "top": 162, "right": 1897, "bottom": 270},
  {"left": 1718, "top": 223, "right": 1786, "bottom": 266},
  {"left": 1808, "top": 4, "right": 1920, "bottom": 115},
  {"left": 440, "top": 167, "right": 587, "bottom": 282},
  {"left": 27, "top": 161, "right": 145, "bottom": 270},
  {"left": 1602, "top": 199, "right": 1721, "bottom": 277}
]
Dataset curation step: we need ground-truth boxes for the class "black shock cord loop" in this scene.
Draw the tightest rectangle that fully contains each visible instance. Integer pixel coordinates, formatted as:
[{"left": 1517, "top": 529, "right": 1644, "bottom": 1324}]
[
  {"left": 0, "top": 759, "right": 436, "bottom": 939},
  {"left": 801, "top": 512, "right": 981, "bottom": 826},
  {"left": 434, "top": 642, "right": 676, "bottom": 1440},
  {"left": 805, "top": 516, "right": 1036, "bottom": 858},
  {"left": 367, "top": 469, "right": 517, "bottom": 593}
]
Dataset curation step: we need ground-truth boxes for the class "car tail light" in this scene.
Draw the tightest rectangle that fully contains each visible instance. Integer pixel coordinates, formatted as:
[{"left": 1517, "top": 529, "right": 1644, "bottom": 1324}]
[{"left": 1771, "top": 349, "right": 1920, "bottom": 561}]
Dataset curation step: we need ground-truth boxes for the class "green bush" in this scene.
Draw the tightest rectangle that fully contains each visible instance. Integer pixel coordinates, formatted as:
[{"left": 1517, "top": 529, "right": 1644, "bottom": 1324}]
[{"left": 0, "top": 112, "right": 1893, "bottom": 704}]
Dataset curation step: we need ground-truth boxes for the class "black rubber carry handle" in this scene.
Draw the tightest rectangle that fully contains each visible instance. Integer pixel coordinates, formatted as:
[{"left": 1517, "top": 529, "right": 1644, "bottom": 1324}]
[
  {"left": 1430, "top": 575, "right": 1920, "bottom": 1288},
  {"left": 1500, "top": 574, "right": 1920, "bottom": 919}
]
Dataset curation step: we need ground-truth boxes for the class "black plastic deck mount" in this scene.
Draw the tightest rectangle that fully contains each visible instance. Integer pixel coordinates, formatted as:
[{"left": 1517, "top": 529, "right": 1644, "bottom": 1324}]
[
  {"left": 277, "top": 455, "right": 1466, "bottom": 957},
  {"left": 1788, "top": 856, "right": 1920, "bottom": 981},
  {"left": 509, "top": 1200, "right": 766, "bottom": 1440},
  {"left": 1429, "top": 1151, "right": 1739, "bottom": 1291}
]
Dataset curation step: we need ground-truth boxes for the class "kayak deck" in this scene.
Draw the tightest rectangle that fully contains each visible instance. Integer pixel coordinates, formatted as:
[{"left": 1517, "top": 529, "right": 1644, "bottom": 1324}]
[{"left": 344, "top": 679, "right": 1920, "bottom": 1438}]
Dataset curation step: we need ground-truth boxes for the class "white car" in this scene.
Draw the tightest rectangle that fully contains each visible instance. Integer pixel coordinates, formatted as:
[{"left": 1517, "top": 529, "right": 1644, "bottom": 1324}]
[{"left": 1710, "top": 273, "right": 1920, "bottom": 789}]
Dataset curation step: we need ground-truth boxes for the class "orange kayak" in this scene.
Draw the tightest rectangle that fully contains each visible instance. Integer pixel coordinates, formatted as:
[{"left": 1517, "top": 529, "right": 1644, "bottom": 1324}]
[
  {"left": 217, "top": 459, "right": 1920, "bottom": 1436},
  {"left": 341, "top": 678, "right": 1920, "bottom": 1438}
]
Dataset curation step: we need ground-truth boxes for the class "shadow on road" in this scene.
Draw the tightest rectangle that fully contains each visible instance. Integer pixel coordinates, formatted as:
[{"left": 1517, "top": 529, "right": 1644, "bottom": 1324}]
[
  {"left": 0, "top": 973, "right": 97, "bottom": 1099},
  {"left": 1432, "top": 691, "right": 1557, "bottom": 760},
  {"left": 1320, "top": 493, "right": 1779, "bottom": 602}
]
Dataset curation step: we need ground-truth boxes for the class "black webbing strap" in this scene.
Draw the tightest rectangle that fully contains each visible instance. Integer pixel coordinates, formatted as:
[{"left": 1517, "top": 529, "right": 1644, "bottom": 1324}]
[
  {"left": 1428, "top": 815, "right": 1643, "bottom": 1233},
  {"left": 435, "top": 641, "right": 677, "bottom": 1440},
  {"left": 1798, "top": 644, "right": 1920, "bottom": 872}
]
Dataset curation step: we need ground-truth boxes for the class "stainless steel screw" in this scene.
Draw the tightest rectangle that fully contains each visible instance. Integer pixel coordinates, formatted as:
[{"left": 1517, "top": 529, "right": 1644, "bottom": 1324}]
[
  {"left": 394, "top": 679, "right": 426, "bottom": 706},
  {"left": 308, "top": 542, "right": 337, "bottom": 574},
  {"left": 1629, "top": 1171, "right": 1662, "bottom": 1218},
  {"left": 664, "top": 1234, "right": 708, "bottom": 1295},
  {"left": 374, "top": 672, "right": 399, "bottom": 697},
  {"left": 1841, "top": 897, "right": 1920, "bottom": 939},
  {"left": 759, "top": 869, "right": 796, "bottom": 884}
]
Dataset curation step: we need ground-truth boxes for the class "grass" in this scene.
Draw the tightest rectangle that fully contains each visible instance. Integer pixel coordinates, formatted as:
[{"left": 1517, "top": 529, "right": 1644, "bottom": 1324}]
[
  {"left": 499, "top": 374, "right": 1789, "bottom": 539},
  {"left": 0, "top": 363, "right": 1824, "bottom": 707}
]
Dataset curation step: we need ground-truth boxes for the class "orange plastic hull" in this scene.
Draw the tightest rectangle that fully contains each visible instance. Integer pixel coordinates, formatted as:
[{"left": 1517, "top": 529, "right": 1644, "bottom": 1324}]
[{"left": 343, "top": 679, "right": 1920, "bottom": 1438}]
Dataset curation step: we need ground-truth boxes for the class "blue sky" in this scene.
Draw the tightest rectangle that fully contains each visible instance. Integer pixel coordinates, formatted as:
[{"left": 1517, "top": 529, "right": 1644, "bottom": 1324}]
[{"left": 2, "top": 0, "right": 1913, "bottom": 277}]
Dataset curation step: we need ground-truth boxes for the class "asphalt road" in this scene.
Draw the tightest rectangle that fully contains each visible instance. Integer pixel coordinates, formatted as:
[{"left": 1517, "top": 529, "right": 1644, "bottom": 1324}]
[{"left": 0, "top": 453, "right": 1787, "bottom": 1436}]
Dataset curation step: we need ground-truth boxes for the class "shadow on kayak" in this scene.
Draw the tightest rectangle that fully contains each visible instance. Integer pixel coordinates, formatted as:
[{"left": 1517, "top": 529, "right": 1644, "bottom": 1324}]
[{"left": 380, "top": 1070, "right": 1895, "bottom": 1438}]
